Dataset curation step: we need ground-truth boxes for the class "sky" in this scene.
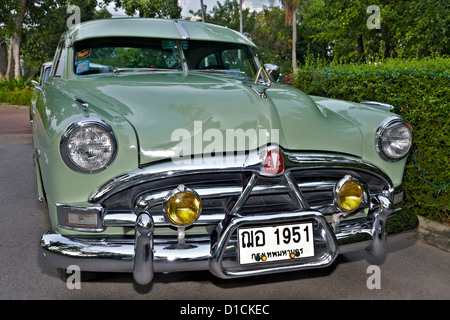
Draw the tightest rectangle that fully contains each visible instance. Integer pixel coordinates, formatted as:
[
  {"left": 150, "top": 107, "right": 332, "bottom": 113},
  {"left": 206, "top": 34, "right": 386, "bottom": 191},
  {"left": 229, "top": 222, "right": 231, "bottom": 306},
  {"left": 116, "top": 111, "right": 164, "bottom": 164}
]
[
  {"left": 183, "top": 0, "right": 269, "bottom": 12},
  {"left": 182, "top": 0, "right": 274, "bottom": 15},
  {"left": 107, "top": 0, "right": 274, "bottom": 18}
]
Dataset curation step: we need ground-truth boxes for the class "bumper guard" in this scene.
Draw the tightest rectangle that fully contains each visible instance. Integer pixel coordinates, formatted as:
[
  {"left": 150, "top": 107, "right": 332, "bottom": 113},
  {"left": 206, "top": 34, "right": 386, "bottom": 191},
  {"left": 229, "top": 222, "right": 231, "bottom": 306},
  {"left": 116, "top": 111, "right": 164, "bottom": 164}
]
[{"left": 40, "top": 195, "right": 417, "bottom": 285}]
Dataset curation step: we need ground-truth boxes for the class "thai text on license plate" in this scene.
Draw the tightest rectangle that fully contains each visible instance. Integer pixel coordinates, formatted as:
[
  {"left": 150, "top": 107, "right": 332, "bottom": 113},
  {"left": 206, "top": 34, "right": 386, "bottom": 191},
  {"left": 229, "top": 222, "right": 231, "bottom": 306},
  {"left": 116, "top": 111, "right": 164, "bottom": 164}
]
[{"left": 238, "top": 222, "right": 314, "bottom": 264}]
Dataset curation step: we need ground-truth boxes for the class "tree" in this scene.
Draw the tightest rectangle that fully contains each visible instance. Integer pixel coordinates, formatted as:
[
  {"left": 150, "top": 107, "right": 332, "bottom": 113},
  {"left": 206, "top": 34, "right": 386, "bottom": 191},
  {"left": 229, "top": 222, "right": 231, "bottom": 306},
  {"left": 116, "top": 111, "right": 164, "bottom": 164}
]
[
  {"left": 300, "top": 0, "right": 449, "bottom": 62},
  {"left": 239, "top": 0, "right": 243, "bottom": 33},
  {"left": 22, "top": 0, "right": 112, "bottom": 74},
  {"left": 0, "top": 1, "right": 10, "bottom": 77},
  {"left": 285, "top": 0, "right": 297, "bottom": 73},
  {"left": 203, "top": 0, "right": 256, "bottom": 35},
  {"left": 113, "top": 0, "right": 181, "bottom": 18},
  {"left": 250, "top": 7, "right": 291, "bottom": 71},
  {"left": 3, "top": 0, "right": 28, "bottom": 80},
  {"left": 200, "top": 0, "right": 205, "bottom": 21}
]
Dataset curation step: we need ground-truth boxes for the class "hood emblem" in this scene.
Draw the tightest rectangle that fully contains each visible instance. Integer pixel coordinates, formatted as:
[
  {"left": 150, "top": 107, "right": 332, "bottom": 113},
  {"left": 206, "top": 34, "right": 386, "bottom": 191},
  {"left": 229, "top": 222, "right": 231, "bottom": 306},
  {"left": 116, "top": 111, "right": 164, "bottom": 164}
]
[
  {"left": 264, "top": 148, "right": 284, "bottom": 175},
  {"left": 244, "top": 66, "right": 271, "bottom": 99}
]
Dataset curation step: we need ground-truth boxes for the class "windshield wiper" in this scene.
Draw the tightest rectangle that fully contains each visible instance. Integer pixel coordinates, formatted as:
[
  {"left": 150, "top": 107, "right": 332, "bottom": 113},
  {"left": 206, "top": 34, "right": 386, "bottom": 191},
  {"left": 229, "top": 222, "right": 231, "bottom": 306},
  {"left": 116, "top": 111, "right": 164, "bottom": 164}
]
[
  {"left": 113, "top": 67, "right": 174, "bottom": 73},
  {"left": 193, "top": 69, "right": 246, "bottom": 76}
]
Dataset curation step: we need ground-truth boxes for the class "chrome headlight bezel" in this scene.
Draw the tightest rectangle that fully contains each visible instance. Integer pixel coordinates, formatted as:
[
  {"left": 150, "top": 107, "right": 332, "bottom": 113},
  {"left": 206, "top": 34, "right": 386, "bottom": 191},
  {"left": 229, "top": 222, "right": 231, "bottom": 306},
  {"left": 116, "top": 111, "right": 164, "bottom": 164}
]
[
  {"left": 376, "top": 116, "right": 413, "bottom": 162},
  {"left": 60, "top": 118, "right": 117, "bottom": 174},
  {"left": 162, "top": 185, "right": 202, "bottom": 228},
  {"left": 333, "top": 175, "right": 369, "bottom": 214}
]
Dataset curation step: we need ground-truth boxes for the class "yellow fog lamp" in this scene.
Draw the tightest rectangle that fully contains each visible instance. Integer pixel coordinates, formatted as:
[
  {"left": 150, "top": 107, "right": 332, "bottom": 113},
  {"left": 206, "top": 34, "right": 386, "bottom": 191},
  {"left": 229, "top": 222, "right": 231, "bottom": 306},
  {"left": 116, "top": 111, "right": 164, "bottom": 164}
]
[
  {"left": 163, "top": 185, "right": 202, "bottom": 227},
  {"left": 334, "top": 175, "right": 365, "bottom": 213}
]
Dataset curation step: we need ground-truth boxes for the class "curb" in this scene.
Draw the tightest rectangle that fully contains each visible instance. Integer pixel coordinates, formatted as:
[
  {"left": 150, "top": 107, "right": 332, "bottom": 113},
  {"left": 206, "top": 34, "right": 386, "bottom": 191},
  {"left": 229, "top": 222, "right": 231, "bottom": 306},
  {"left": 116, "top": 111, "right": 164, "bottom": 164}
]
[
  {"left": 0, "top": 103, "right": 29, "bottom": 110},
  {"left": 0, "top": 102, "right": 30, "bottom": 110},
  {"left": 416, "top": 215, "right": 450, "bottom": 252}
]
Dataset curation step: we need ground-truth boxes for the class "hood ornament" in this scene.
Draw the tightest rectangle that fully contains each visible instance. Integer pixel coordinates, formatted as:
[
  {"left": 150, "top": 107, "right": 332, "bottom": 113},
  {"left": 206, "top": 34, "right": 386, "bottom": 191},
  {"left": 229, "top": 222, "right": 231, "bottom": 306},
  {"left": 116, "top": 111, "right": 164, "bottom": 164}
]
[{"left": 245, "top": 66, "right": 272, "bottom": 99}]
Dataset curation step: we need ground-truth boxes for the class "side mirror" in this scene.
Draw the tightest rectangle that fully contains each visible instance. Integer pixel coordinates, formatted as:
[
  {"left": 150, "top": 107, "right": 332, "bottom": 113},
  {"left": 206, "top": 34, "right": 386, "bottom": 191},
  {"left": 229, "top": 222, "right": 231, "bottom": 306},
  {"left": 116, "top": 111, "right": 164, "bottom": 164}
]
[
  {"left": 31, "top": 80, "right": 42, "bottom": 92},
  {"left": 263, "top": 64, "right": 280, "bottom": 82}
]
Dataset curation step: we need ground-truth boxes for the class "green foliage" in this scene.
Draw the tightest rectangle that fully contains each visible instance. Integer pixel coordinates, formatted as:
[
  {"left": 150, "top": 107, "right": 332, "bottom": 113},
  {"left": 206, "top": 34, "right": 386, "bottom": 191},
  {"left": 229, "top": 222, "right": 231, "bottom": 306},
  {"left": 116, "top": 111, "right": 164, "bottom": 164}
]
[
  {"left": 204, "top": 5, "right": 326, "bottom": 74},
  {"left": 0, "top": 78, "right": 34, "bottom": 105},
  {"left": 114, "top": 0, "right": 181, "bottom": 18},
  {"left": 293, "top": 55, "right": 450, "bottom": 222},
  {"left": 300, "top": 0, "right": 450, "bottom": 62},
  {"left": 202, "top": 0, "right": 257, "bottom": 34},
  {"left": 21, "top": 0, "right": 113, "bottom": 74},
  {"left": 250, "top": 7, "right": 292, "bottom": 72}
]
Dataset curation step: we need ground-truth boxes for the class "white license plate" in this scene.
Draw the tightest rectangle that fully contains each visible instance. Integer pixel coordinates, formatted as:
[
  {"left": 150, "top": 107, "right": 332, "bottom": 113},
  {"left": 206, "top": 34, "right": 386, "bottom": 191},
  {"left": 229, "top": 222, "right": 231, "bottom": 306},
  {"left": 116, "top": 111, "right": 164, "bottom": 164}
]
[{"left": 238, "top": 222, "right": 314, "bottom": 265}]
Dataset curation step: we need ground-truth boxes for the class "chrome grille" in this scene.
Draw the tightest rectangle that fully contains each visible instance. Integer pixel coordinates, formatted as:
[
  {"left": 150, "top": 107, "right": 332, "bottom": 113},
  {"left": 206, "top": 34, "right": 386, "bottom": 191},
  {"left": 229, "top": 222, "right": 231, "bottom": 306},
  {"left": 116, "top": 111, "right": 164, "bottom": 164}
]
[{"left": 100, "top": 167, "right": 389, "bottom": 229}]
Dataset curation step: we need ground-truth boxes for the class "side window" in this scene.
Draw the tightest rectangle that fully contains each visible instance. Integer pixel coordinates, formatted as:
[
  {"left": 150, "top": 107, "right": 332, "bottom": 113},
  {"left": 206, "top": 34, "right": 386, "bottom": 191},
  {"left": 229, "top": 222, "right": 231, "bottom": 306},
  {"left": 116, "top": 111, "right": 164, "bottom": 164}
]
[
  {"left": 220, "top": 48, "right": 254, "bottom": 75},
  {"left": 54, "top": 46, "right": 67, "bottom": 77},
  {"left": 41, "top": 67, "right": 51, "bottom": 85},
  {"left": 51, "top": 41, "right": 66, "bottom": 77}
]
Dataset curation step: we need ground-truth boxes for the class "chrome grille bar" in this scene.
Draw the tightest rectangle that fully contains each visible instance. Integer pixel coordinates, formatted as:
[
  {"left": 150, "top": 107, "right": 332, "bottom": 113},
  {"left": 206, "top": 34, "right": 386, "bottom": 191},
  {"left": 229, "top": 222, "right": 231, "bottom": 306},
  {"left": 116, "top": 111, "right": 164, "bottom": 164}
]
[{"left": 94, "top": 151, "right": 392, "bottom": 231}]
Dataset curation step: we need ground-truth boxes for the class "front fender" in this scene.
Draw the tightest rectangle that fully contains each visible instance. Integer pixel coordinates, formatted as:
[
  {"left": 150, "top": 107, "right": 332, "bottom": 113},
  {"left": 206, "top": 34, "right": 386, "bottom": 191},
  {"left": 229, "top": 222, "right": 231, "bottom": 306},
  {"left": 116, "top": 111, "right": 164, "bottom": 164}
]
[
  {"left": 310, "top": 96, "right": 407, "bottom": 187},
  {"left": 35, "top": 79, "right": 140, "bottom": 210}
]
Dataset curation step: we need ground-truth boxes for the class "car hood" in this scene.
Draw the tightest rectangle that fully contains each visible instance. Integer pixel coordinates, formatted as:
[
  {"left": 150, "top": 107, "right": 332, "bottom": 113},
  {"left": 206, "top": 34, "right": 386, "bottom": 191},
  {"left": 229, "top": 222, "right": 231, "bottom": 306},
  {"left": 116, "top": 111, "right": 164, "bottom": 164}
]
[{"left": 65, "top": 72, "right": 363, "bottom": 165}]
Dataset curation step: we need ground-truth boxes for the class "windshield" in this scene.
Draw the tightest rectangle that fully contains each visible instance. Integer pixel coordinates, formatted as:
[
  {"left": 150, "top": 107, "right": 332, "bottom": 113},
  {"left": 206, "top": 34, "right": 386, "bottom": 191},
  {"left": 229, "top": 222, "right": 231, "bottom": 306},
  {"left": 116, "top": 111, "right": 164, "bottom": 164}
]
[{"left": 73, "top": 37, "right": 258, "bottom": 77}]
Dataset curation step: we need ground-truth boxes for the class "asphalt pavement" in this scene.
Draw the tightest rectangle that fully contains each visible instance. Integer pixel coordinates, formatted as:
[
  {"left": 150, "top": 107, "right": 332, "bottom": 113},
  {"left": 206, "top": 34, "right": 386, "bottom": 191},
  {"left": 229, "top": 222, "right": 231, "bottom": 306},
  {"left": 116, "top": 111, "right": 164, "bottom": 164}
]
[{"left": 0, "top": 106, "right": 448, "bottom": 302}]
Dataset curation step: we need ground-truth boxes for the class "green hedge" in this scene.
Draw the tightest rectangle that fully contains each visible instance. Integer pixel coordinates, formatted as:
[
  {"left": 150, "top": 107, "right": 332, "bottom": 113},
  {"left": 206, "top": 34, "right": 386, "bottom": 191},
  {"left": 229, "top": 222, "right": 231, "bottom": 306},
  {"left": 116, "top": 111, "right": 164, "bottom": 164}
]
[
  {"left": 0, "top": 79, "right": 34, "bottom": 106},
  {"left": 293, "top": 56, "right": 449, "bottom": 223}
]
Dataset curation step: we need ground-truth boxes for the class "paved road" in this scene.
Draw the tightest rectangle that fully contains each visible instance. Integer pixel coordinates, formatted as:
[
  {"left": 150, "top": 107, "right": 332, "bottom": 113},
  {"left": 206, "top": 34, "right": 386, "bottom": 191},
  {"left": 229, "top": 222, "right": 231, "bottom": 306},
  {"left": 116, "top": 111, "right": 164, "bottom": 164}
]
[
  {"left": 0, "top": 107, "right": 31, "bottom": 135},
  {"left": 0, "top": 108, "right": 448, "bottom": 303}
]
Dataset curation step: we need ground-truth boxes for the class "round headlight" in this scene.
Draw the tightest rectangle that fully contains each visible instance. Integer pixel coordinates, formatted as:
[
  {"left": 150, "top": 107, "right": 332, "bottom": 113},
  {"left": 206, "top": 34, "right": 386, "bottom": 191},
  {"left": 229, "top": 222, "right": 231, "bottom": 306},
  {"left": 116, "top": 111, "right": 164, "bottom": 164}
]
[
  {"left": 164, "top": 185, "right": 202, "bottom": 227},
  {"left": 376, "top": 117, "right": 412, "bottom": 162},
  {"left": 334, "top": 175, "right": 365, "bottom": 213},
  {"left": 61, "top": 118, "right": 117, "bottom": 173}
]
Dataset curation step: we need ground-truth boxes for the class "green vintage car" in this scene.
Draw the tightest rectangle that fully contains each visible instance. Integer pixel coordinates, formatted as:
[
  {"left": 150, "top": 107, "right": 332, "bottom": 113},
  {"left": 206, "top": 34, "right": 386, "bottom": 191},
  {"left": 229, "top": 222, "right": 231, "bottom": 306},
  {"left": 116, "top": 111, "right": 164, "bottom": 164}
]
[{"left": 33, "top": 18, "right": 417, "bottom": 285}]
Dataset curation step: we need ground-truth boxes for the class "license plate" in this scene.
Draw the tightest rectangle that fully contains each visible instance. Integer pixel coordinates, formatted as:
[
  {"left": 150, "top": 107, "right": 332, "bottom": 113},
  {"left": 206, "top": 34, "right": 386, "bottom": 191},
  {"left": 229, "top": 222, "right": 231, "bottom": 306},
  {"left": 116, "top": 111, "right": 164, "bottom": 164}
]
[{"left": 238, "top": 222, "right": 314, "bottom": 265}]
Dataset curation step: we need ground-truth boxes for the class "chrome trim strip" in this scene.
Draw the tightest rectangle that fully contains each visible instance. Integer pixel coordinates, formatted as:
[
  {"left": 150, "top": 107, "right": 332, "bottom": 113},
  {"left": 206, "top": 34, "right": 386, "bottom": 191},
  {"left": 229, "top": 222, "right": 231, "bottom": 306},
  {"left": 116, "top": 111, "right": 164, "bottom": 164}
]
[
  {"left": 173, "top": 20, "right": 190, "bottom": 39},
  {"left": 284, "top": 171, "right": 309, "bottom": 209},
  {"left": 89, "top": 153, "right": 251, "bottom": 203},
  {"left": 229, "top": 173, "right": 259, "bottom": 216},
  {"left": 89, "top": 151, "right": 393, "bottom": 204},
  {"left": 105, "top": 211, "right": 225, "bottom": 227},
  {"left": 360, "top": 100, "right": 394, "bottom": 111},
  {"left": 103, "top": 212, "right": 137, "bottom": 226},
  {"left": 286, "top": 153, "right": 393, "bottom": 188}
]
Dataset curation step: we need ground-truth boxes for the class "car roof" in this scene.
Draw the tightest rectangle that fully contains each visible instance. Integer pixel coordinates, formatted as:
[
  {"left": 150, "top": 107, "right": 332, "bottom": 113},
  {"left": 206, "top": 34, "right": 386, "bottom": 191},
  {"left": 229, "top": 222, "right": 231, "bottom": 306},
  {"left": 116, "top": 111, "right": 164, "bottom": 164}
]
[{"left": 66, "top": 18, "right": 257, "bottom": 48}]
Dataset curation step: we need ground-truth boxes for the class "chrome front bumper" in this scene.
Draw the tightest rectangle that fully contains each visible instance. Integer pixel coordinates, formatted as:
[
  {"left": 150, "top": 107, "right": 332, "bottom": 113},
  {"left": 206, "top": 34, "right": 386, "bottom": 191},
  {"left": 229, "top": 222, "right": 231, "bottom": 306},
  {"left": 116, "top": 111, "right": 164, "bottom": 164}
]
[{"left": 40, "top": 195, "right": 418, "bottom": 285}]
